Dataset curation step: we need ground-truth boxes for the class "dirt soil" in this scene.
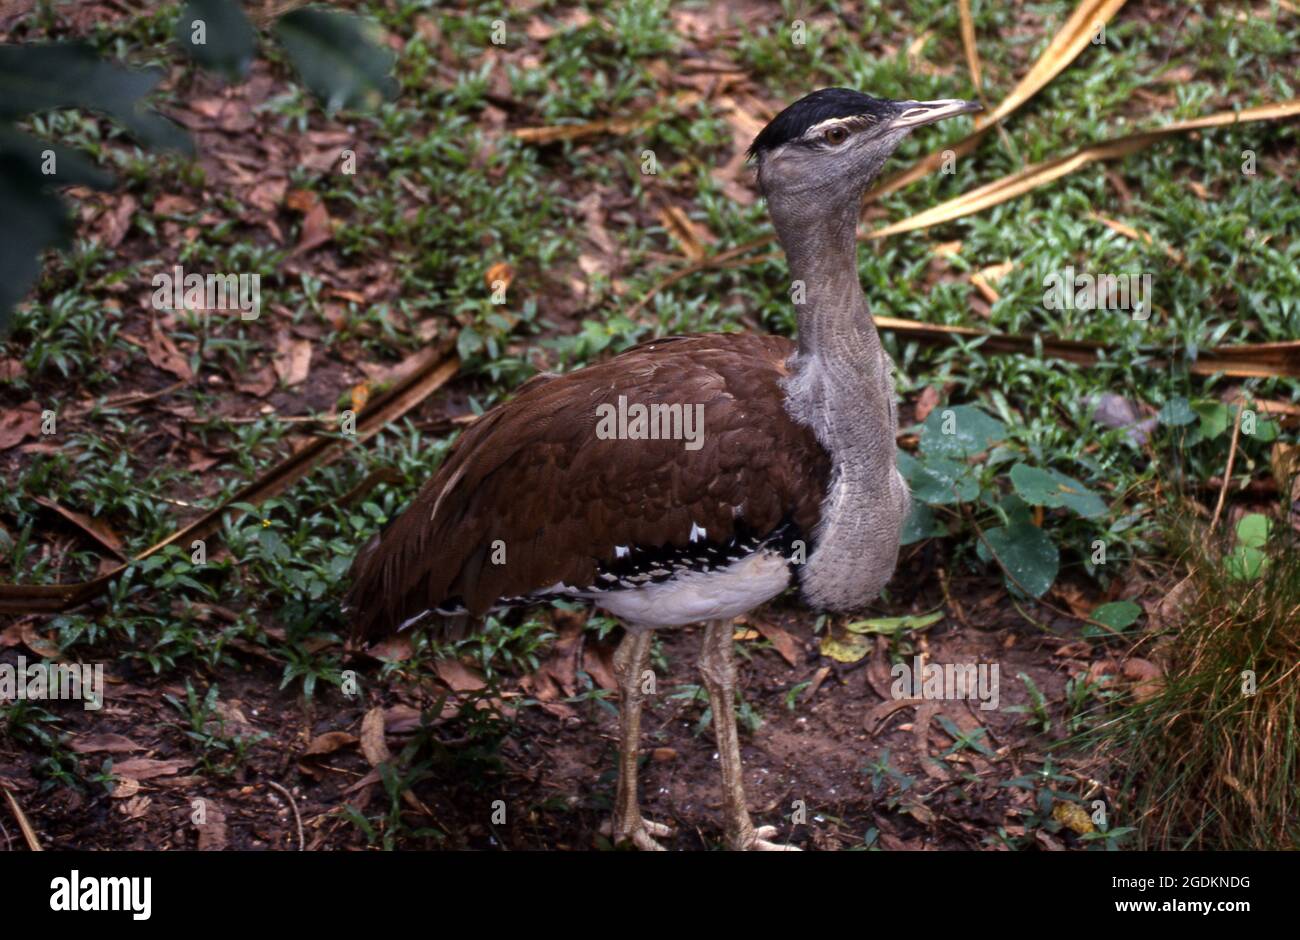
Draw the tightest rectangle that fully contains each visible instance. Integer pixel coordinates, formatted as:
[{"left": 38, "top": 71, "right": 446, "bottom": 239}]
[{"left": 3, "top": 561, "right": 1126, "bottom": 851}]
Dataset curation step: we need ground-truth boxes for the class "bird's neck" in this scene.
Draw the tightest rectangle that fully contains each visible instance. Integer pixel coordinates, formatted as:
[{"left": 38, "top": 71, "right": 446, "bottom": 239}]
[
  {"left": 777, "top": 193, "right": 890, "bottom": 443},
  {"left": 774, "top": 192, "right": 908, "bottom": 611},
  {"left": 784, "top": 205, "right": 879, "bottom": 367}
]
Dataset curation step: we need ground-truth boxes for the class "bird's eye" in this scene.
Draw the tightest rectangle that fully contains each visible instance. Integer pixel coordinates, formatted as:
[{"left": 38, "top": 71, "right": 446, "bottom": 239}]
[{"left": 823, "top": 126, "right": 849, "bottom": 145}]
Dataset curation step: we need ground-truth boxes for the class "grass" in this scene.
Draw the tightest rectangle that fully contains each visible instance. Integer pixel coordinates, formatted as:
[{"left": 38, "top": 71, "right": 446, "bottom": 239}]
[
  {"left": 1095, "top": 515, "right": 1300, "bottom": 850},
  {"left": 1, "top": 0, "right": 1297, "bottom": 848}
]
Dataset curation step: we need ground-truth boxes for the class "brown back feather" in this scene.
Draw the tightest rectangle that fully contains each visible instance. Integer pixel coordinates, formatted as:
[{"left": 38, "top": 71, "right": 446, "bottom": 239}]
[{"left": 346, "top": 333, "right": 830, "bottom": 641}]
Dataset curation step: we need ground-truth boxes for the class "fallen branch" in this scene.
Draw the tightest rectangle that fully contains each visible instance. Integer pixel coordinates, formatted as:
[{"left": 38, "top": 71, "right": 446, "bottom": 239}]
[
  {"left": 874, "top": 315, "right": 1300, "bottom": 380},
  {"left": 865, "top": 99, "right": 1300, "bottom": 241},
  {"left": 1210, "top": 400, "right": 1246, "bottom": 532},
  {"left": 266, "top": 780, "right": 305, "bottom": 851},
  {"left": 1, "top": 786, "right": 42, "bottom": 852}
]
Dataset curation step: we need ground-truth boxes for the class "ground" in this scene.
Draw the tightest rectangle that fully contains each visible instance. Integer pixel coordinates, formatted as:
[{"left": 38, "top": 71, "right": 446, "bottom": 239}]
[
  {"left": 16, "top": 581, "right": 1098, "bottom": 851},
  {"left": 1, "top": 0, "right": 1297, "bottom": 851}
]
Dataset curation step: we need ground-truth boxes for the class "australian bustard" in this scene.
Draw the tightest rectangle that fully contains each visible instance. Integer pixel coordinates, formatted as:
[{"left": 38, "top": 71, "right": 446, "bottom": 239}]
[{"left": 347, "top": 89, "right": 981, "bottom": 850}]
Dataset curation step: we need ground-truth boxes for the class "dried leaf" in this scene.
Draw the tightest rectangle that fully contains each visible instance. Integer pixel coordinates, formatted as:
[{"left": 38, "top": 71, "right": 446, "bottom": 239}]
[
  {"left": 914, "top": 386, "right": 941, "bottom": 423},
  {"left": 196, "top": 799, "right": 228, "bottom": 850},
  {"left": 285, "top": 190, "right": 332, "bottom": 256},
  {"left": 112, "top": 758, "right": 189, "bottom": 781},
  {"left": 20, "top": 621, "right": 58, "bottom": 658},
  {"left": 871, "top": 0, "right": 1131, "bottom": 201},
  {"left": 110, "top": 777, "right": 141, "bottom": 799},
  {"left": 744, "top": 617, "right": 801, "bottom": 667},
  {"left": 303, "top": 731, "right": 358, "bottom": 757},
  {"left": 295, "top": 203, "right": 333, "bottom": 255},
  {"left": 246, "top": 177, "right": 288, "bottom": 213},
  {"left": 485, "top": 261, "right": 514, "bottom": 293},
  {"left": 819, "top": 630, "right": 872, "bottom": 663},
  {"left": 1, "top": 786, "right": 42, "bottom": 851},
  {"left": 1090, "top": 211, "right": 1185, "bottom": 264},
  {"left": 367, "top": 632, "right": 411, "bottom": 661},
  {"left": 99, "top": 194, "right": 136, "bottom": 247},
  {"left": 69, "top": 733, "right": 142, "bottom": 754},
  {"left": 513, "top": 114, "right": 648, "bottom": 144},
  {"left": 234, "top": 365, "right": 276, "bottom": 397},
  {"left": 658, "top": 204, "right": 714, "bottom": 262},
  {"left": 120, "top": 795, "right": 151, "bottom": 820},
  {"left": 958, "top": 0, "right": 983, "bottom": 92},
  {"left": 529, "top": 616, "right": 583, "bottom": 700},
  {"left": 285, "top": 191, "right": 314, "bottom": 212},
  {"left": 868, "top": 99, "right": 1300, "bottom": 242},
  {"left": 273, "top": 333, "right": 312, "bottom": 387},
  {"left": 582, "top": 644, "right": 618, "bottom": 691},
  {"left": 1123, "top": 658, "right": 1164, "bottom": 702},
  {"left": 983, "top": 0, "right": 1127, "bottom": 130},
  {"left": 435, "top": 658, "right": 486, "bottom": 692},
  {"left": 146, "top": 318, "right": 193, "bottom": 380},
  {"left": 1144, "top": 576, "right": 1196, "bottom": 633},
  {"left": 154, "top": 193, "right": 197, "bottom": 215},
  {"left": 359, "top": 707, "right": 389, "bottom": 767},
  {"left": 33, "top": 496, "right": 125, "bottom": 558},
  {"left": 1052, "top": 800, "right": 1095, "bottom": 835},
  {"left": 384, "top": 704, "right": 430, "bottom": 734},
  {"left": 0, "top": 401, "right": 42, "bottom": 451}
]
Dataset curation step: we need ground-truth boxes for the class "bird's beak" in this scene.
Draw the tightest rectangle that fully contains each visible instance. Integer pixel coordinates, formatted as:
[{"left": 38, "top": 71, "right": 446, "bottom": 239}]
[{"left": 889, "top": 98, "right": 983, "bottom": 129}]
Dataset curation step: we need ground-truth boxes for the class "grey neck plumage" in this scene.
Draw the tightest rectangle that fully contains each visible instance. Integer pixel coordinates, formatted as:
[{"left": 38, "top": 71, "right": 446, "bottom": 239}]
[{"left": 769, "top": 178, "right": 910, "bottom": 611}]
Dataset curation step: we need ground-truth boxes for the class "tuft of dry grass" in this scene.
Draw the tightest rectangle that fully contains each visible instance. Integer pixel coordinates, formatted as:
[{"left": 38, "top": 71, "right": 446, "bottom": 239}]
[{"left": 1102, "top": 517, "right": 1300, "bottom": 849}]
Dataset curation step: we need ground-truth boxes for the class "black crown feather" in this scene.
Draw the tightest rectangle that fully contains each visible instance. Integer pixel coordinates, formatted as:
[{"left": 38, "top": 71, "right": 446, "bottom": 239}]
[{"left": 747, "top": 88, "right": 898, "bottom": 160}]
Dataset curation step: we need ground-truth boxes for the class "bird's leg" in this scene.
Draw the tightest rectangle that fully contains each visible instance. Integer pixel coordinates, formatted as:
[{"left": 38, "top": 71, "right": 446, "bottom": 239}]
[
  {"left": 604, "top": 627, "right": 672, "bottom": 850},
  {"left": 698, "top": 619, "right": 797, "bottom": 851}
]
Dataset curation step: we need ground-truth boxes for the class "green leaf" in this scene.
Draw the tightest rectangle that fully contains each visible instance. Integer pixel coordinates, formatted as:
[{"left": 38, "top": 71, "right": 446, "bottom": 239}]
[
  {"left": 1251, "top": 416, "right": 1278, "bottom": 443},
  {"left": 1090, "top": 600, "right": 1141, "bottom": 631},
  {"left": 1226, "top": 547, "right": 1266, "bottom": 580},
  {"left": 899, "top": 501, "right": 944, "bottom": 545},
  {"left": 844, "top": 610, "right": 943, "bottom": 636},
  {"left": 996, "top": 493, "right": 1035, "bottom": 526},
  {"left": 1008, "top": 463, "right": 1107, "bottom": 518},
  {"left": 257, "top": 529, "right": 289, "bottom": 561},
  {"left": 1236, "top": 512, "right": 1270, "bottom": 549},
  {"left": 918, "top": 404, "right": 1006, "bottom": 459},
  {"left": 1225, "top": 514, "right": 1272, "bottom": 579},
  {"left": 1157, "top": 396, "right": 1195, "bottom": 427},
  {"left": 0, "top": 127, "right": 115, "bottom": 190},
  {"left": 898, "top": 451, "right": 979, "bottom": 505},
  {"left": 0, "top": 43, "right": 191, "bottom": 327},
  {"left": 0, "top": 43, "right": 190, "bottom": 152},
  {"left": 176, "top": 0, "right": 257, "bottom": 80},
  {"left": 1192, "top": 400, "right": 1230, "bottom": 440},
  {"left": 272, "top": 8, "right": 398, "bottom": 112},
  {"left": 0, "top": 171, "right": 72, "bottom": 332},
  {"left": 977, "top": 522, "right": 1059, "bottom": 598}
]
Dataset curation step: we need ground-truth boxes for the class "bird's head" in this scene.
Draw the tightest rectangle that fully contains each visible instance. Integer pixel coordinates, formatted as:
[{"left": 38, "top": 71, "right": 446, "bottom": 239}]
[{"left": 749, "top": 88, "right": 980, "bottom": 205}]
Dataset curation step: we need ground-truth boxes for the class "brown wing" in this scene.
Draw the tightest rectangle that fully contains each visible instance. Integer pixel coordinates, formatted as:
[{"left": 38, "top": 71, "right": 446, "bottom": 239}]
[{"left": 346, "top": 333, "right": 830, "bottom": 640}]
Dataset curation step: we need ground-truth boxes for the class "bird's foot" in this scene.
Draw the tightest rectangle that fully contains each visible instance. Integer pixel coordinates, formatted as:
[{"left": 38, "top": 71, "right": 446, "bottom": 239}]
[
  {"left": 732, "top": 824, "right": 801, "bottom": 851},
  {"left": 602, "top": 815, "right": 674, "bottom": 851}
]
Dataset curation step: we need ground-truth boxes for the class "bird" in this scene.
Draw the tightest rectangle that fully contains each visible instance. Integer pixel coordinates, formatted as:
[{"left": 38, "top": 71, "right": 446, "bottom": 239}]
[{"left": 346, "top": 88, "right": 982, "bottom": 850}]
